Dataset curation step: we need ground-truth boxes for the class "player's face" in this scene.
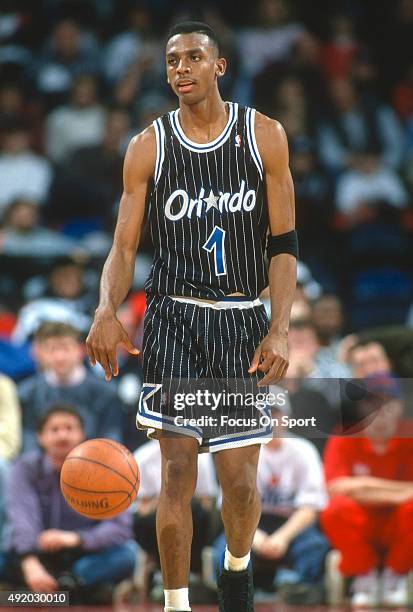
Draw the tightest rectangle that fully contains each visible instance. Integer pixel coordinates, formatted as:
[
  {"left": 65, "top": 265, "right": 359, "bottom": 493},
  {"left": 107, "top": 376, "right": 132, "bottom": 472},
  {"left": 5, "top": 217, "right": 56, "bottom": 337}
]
[
  {"left": 38, "top": 413, "right": 84, "bottom": 463},
  {"left": 166, "top": 33, "right": 226, "bottom": 104}
]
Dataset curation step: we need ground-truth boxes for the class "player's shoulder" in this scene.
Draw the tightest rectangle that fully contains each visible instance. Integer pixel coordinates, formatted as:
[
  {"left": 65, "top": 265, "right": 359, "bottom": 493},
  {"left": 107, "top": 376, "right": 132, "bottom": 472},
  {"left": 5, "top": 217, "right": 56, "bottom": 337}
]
[
  {"left": 252, "top": 110, "right": 288, "bottom": 161},
  {"left": 127, "top": 123, "right": 157, "bottom": 155},
  {"left": 123, "top": 123, "right": 157, "bottom": 179},
  {"left": 254, "top": 111, "right": 286, "bottom": 141}
]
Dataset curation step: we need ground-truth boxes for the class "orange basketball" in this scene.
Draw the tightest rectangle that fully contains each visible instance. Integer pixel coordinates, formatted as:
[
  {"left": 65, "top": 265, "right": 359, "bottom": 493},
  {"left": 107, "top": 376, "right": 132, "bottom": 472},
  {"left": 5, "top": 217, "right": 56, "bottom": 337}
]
[{"left": 60, "top": 438, "right": 140, "bottom": 519}]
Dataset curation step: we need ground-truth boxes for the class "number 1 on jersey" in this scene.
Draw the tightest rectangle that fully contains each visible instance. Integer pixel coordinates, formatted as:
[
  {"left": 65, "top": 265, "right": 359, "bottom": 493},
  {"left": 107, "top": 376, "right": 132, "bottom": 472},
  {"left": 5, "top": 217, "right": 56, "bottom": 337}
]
[{"left": 203, "top": 226, "right": 227, "bottom": 276}]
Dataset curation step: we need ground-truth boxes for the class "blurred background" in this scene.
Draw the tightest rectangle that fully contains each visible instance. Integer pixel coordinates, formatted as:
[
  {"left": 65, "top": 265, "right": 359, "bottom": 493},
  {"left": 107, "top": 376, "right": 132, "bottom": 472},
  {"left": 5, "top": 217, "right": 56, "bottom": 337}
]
[{"left": 0, "top": 0, "right": 413, "bottom": 606}]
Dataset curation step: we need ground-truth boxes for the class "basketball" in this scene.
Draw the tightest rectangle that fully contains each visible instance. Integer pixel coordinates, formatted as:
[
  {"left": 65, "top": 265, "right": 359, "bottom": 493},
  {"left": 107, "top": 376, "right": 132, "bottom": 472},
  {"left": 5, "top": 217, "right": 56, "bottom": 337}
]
[{"left": 60, "top": 438, "right": 140, "bottom": 519}]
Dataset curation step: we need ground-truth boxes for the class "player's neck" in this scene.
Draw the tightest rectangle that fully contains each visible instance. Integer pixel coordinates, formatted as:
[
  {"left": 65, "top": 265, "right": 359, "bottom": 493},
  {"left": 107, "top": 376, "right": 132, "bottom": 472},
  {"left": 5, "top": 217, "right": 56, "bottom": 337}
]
[{"left": 178, "top": 92, "right": 228, "bottom": 139}]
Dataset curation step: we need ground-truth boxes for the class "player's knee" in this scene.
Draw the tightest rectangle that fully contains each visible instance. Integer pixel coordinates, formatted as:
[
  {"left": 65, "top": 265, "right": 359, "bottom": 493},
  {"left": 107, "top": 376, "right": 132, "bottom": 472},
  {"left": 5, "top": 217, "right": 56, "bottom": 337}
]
[
  {"left": 162, "top": 456, "right": 197, "bottom": 502},
  {"left": 222, "top": 479, "right": 258, "bottom": 513}
]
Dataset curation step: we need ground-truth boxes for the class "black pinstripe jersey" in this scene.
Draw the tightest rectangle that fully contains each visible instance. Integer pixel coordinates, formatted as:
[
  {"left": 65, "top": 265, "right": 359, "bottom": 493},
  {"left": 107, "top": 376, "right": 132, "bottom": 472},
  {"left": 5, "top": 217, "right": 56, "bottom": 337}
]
[{"left": 144, "top": 102, "right": 269, "bottom": 300}]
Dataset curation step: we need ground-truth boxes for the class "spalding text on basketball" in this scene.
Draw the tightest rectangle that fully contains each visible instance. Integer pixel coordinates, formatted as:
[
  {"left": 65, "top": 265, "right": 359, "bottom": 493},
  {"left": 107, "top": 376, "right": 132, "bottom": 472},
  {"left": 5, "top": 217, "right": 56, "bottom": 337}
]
[{"left": 65, "top": 494, "right": 110, "bottom": 510}]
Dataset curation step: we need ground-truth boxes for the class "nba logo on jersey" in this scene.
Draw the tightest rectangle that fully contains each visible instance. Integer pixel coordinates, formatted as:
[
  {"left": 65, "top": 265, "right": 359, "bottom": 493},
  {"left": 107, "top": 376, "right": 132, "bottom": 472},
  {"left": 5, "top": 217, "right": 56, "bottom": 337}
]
[{"left": 235, "top": 134, "right": 242, "bottom": 147}]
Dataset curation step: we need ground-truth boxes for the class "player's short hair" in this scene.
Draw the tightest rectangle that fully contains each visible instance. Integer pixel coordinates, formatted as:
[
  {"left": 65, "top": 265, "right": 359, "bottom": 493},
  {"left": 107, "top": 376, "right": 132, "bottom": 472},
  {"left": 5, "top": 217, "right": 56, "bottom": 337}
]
[
  {"left": 34, "top": 321, "right": 81, "bottom": 343},
  {"left": 36, "top": 404, "right": 84, "bottom": 433},
  {"left": 167, "top": 21, "right": 220, "bottom": 54}
]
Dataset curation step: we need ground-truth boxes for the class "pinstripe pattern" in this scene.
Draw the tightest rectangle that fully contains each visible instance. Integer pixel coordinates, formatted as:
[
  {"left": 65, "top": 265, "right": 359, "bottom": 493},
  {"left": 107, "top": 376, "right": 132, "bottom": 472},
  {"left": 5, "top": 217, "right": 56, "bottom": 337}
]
[
  {"left": 145, "top": 103, "right": 268, "bottom": 300},
  {"left": 137, "top": 102, "right": 273, "bottom": 451},
  {"left": 138, "top": 295, "right": 272, "bottom": 450}
]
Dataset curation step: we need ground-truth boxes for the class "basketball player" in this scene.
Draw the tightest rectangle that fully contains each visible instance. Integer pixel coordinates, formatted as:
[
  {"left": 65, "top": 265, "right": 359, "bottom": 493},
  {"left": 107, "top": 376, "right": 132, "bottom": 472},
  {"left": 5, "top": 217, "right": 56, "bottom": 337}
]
[{"left": 86, "top": 22, "right": 297, "bottom": 612}]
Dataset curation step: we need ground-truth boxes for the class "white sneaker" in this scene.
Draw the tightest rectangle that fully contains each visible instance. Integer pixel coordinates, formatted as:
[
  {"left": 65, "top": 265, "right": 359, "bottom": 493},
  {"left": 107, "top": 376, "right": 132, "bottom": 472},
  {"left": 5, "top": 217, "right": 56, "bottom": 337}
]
[
  {"left": 351, "top": 570, "right": 380, "bottom": 608},
  {"left": 381, "top": 567, "right": 408, "bottom": 608}
]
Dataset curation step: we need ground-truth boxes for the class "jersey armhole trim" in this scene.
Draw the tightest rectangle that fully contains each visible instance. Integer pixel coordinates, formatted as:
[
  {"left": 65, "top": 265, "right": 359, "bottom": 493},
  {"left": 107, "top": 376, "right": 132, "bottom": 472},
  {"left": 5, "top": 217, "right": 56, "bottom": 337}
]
[
  {"left": 246, "top": 107, "right": 263, "bottom": 180},
  {"left": 153, "top": 118, "right": 165, "bottom": 185}
]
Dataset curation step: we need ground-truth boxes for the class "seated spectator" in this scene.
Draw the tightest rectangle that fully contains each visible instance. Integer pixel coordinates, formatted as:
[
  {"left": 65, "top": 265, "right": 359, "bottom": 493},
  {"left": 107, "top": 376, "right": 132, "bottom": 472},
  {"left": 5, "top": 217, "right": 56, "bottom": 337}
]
[
  {"left": 287, "top": 318, "right": 350, "bottom": 390},
  {"left": 318, "top": 78, "right": 404, "bottom": 173},
  {"left": 0, "top": 374, "right": 21, "bottom": 538},
  {"left": 348, "top": 341, "right": 392, "bottom": 378},
  {"left": 214, "top": 405, "right": 328, "bottom": 605},
  {"left": 285, "top": 319, "right": 351, "bottom": 444},
  {"left": 0, "top": 82, "right": 44, "bottom": 152},
  {"left": 320, "top": 14, "right": 359, "bottom": 81},
  {"left": 0, "top": 118, "right": 52, "bottom": 217},
  {"left": 335, "top": 153, "right": 408, "bottom": 226},
  {"left": 103, "top": 5, "right": 161, "bottom": 85},
  {"left": 0, "top": 406, "right": 136, "bottom": 603},
  {"left": 290, "top": 136, "right": 332, "bottom": 229},
  {"left": 0, "top": 199, "right": 80, "bottom": 258},
  {"left": 321, "top": 374, "right": 413, "bottom": 608},
  {"left": 49, "top": 107, "right": 130, "bottom": 227},
  {"left": 312, "top": 294, "right": 345, "bottom": 350},
  {"left": 45, "top": 74, "right": 106, "bottom": 164},
  {"left": 133, "top": 439, "right": 218, "bottom": 577},
  {"left": 35, "top": 19, "right": 100, "bottom": 108},
  {"left": 272, "top": 77, "right": 314, "bottom": 141},
  {"left": 17, "top": 322, "right": 123, "bottom": 451},
  {"left": 235, "top": 0, "right": 318, "bottom": 105},
  {"left": 12, "top": 256, "right": 98, "bottom": 343}
]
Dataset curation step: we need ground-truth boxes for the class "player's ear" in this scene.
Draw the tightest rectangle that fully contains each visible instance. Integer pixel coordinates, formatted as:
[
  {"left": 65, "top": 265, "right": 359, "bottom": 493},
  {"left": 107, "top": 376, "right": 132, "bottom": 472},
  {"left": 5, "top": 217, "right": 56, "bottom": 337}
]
[{"left": 216, "top": 57, "right": 227, "bottom": 78}]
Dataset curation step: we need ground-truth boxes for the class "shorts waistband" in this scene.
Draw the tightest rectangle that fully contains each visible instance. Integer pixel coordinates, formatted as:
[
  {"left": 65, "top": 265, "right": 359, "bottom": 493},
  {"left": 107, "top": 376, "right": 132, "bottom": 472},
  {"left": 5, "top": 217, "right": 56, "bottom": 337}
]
[{"left": 170, "top": 296, "right": 262, "bottom": 309}]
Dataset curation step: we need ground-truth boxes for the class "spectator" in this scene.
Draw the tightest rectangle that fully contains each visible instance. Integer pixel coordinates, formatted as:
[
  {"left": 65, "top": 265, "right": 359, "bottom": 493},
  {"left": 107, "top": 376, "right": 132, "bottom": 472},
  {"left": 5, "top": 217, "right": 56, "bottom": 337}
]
[
  {"left": 35, "top": 19, "right": 100, "bottom": 107},
  {"left": 214, "top": 404, "right": 328, "bottom": 605},
  {"left": 0, "top": 405, "right": 136, "bottom": 603},
  {"left": 321, "top": 374, "right": 413, "bottom": 608},
  {"left": 287, "top": 318, "right": 350, "bottom": 381},
  {"left": 0, "top": 373, "right": 21, "bottom": 460},
  {"left": 133, "top": 439, "right": 218, "bottom": 576},
  {"left": 45, "top": 74, "right": 106, "bottom": 164},
  {"left": 0, "top": 82, "right": 44, "bottom": 152},
  {"left": 0, "top": 374, "right": 21, "bottom": 539},
  {"left": 103, "top": 5, "right": 160, "bottom": 85},
  {"left": 236, "top": 0, "right": 318, "bottom": 105},
  {"left": 50, "top": 107, "right": 130, "bottom": 227},
  {"left": 0, "top": 119, "right": 52, "bottom": 216},
  {"left": 335, "top": 153, "right": 408, "bottom": 225},
  {"left": 0, "top": 199, "right": 80, "bottom": 258},
  {"left": 318, "top": 78, "right": 404, "bottom": 173},
  {"left": 285, "top": 319, "right": 350, "bottom": 436},
  {"left": 12, "top": 256, "right": 97, "bottom": 343},
  {"left": 348, "top": 341, "right": 392, "bottom": 378},
  {"left": 320, "top": 14, "right": 359, "bottom": 81},
  {"left": 289, "top": 136, "right": 334, "bottom": 267},
  {"left": 17, "top": 322, "right": 123, "bottom": 451},
  {"left": 312, "top": 294, "right": 345, "bottom": 351}
]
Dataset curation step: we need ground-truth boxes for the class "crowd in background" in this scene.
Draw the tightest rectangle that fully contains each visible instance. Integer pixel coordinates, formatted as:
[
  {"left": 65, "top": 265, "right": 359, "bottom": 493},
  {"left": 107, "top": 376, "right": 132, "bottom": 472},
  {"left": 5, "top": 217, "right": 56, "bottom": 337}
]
[{"left": 0, "top": 0, "right": 413, "bottom": 607}]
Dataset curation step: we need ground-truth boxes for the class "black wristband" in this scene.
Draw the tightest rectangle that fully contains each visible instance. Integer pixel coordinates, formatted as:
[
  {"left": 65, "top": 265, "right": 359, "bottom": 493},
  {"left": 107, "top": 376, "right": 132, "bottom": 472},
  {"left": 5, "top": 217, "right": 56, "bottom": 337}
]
[{"left": 266, "top": 230, "right": 299, "bottom": 260}]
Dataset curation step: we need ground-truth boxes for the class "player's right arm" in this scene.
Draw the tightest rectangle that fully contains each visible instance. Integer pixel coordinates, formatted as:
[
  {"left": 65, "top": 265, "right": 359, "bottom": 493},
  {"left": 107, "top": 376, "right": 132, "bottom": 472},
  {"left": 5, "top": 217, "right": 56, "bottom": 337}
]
[{"left": 86, "top": 126, "right": 156, "bottom": 381}]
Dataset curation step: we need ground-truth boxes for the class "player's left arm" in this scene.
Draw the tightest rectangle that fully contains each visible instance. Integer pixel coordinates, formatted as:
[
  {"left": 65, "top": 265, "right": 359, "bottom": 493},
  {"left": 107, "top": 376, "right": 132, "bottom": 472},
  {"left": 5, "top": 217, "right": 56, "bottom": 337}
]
[{"left": 249, "top": 114, "right": 297, "bottom": 386}]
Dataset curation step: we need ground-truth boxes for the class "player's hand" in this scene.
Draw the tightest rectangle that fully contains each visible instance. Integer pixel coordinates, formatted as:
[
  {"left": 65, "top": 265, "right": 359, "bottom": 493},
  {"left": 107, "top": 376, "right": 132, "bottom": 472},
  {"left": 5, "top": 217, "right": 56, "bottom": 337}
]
[
  {"left": 86, "top": 309, "right": 139, "bottom": 381},
  {"left": 21, "top": 556, "right": 58, "bottom": 592},
  {"left": 37, "top": 529, "right": 81, "bottom": 552},
  {"left": 259, "top": 531, "right": 289, "bottom": 559},
  {"left": 249, "top": 331, "right": 288, "bottom": 386}
]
